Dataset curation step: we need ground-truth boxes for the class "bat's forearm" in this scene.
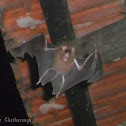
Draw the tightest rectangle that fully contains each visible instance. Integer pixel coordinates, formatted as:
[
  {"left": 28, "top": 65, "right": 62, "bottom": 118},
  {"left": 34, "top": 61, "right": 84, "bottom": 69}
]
[
  {"left": 74, "top": 50, "right": 96, "bottom": 71},
  {"left": 44, "top": 47, "right": 56, "bottom": 51},
  {"left": 44, "top": 38, "right": 56, "bottom": 51},
  {"left": 74, "top": 59, "right": 82, "bottom": 71}
]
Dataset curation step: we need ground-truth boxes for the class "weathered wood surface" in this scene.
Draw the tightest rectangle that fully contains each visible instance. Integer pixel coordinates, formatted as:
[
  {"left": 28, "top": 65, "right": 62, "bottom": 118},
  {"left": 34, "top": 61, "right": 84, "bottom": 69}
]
[
  {"left": 71, "top": 18, "right": 126, "bottom": 64},
  {"left": 68, "top": 0, "right": 125, "bottom": 14},
  {"left": 39, "top": 0, "right": 97, "bottom": 126},
  {"left": 1, "top": 0, "right": 126, "bottom": 126},
  {"left": 0, "top": 0, "right": 125, "bottom": 50},
  {"left": 117, "top": 121, "right": 126, "bottom": 126},
  {"left": 72, "top": 1, "right": 125, "bottom": 38},
  {"left": 9, "top": 13, "right": 126, "bottom": 126},
  {"left": 89, "top": 58, "right": 126, "bottom": 126},
  {"left": 6, "top": 15, "right": 126, "bottom": 126},
  {"left": 11, "top": 57, "right": 126, "bottom": 126}
]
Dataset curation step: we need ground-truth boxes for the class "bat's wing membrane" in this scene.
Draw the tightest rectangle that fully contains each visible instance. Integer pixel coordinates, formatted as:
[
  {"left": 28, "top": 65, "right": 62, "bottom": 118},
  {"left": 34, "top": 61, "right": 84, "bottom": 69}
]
[
  {"left": 88, "top": 50, "right": 103, "bottom": 82},
  {"left": 44, "top": 38, "right": 56, "bottom": 50},
  {"left": 10, "top": 33, "right": 45, "bottom": 58},
  {"left": 37, "top": 69, "right": 57, "bottom": 86},
  {"left": 9, "top": 33, "right": 56, "bottom": 87},
  {"left": 35, "top": 42, "right": 56, "bottom": 81},
  {"left": 51, "top": 72, "right": 64, "bottom": 96}
]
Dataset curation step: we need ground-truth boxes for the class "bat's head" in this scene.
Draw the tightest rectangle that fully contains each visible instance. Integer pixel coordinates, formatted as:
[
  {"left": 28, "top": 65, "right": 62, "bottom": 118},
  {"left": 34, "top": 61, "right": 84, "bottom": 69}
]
[{"left": 57, "top": 45, "right": 75, "bottom": 63}]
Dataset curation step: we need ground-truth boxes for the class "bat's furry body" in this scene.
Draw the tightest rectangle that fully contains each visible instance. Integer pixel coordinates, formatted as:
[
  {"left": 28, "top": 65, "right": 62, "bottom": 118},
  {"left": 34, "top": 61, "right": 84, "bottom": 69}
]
[{"left": 10, "top": 34, "right": 103, "bottom": 96}]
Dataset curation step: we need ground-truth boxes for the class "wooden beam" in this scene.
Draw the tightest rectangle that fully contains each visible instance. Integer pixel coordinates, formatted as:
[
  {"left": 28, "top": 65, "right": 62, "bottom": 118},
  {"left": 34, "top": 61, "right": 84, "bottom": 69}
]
[
  {"left": 39, "top": 0, "right": 97, "bottom": 126},
  {"left": 68, "top": 0, "right": 123, "bottom": 14},
  {"left": 39, "top": 0, "right": 75, "bottom": 44},
  {"left": 71, "top": 18, "right": 126, "bottom": 64},
  {"left": 1, "top": 0, "right": 124, "bottom": 50}
]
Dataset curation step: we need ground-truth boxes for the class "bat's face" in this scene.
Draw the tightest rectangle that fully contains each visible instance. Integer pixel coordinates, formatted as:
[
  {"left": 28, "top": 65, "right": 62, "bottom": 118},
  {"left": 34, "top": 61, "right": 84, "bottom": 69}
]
[{"left": 57, "top": 45, "right": 75, "bottom": 63}]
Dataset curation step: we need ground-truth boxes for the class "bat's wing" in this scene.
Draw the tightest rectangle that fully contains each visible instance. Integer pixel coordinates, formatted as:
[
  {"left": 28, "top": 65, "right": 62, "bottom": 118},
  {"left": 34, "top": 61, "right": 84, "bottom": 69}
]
[
  {"left": 10, "top": 33, "right": 45, "bottom": 58},
  {"left": 9, "top": 34, "right": 103, "bottom": 96},
  {"left": 51, "top": 50, "right": 103, "bottom": 95},
  {"left": 87, "top": 50, "right": 103, "bottom": 82},
  {"left": 51, "top": 72, "right": 64, "bottom": 96},
  {"left": 9, "top": 33, "right": 56, "bottom": 82},
  {"left": 37, "top": 68, "right": 57, "bottom": 86},
  {"left": 35, "top": 39, "right": 56, "bottom": 81}
]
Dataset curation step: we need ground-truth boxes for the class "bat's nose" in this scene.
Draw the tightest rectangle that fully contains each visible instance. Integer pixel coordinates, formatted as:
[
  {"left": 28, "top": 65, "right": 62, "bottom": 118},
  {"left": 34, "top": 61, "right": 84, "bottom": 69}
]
[
  {"left": 62, "top": 53, "right": 70, "bottom": 62},
  {"left": 65, "top": 53, "right": 70, "bottom": 58}
]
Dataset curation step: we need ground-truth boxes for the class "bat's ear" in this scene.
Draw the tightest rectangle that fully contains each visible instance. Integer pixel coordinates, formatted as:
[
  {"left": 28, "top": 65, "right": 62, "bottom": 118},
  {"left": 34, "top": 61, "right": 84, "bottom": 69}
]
[{"left": 62, "top": 46, "right": 68, "bottom": 50}]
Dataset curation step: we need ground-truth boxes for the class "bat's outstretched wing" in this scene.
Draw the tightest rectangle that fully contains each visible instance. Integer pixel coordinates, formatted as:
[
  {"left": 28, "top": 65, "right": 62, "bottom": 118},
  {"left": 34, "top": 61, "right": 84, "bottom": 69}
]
[
  {"left": 9, "top": 33, "right": 57, "bottom": 81},
  {"left": 87, "top": 50, "right": 103, "bottom": 82},
  {"left": 37, "top": 68, "right": 57, "bottom": 86},
  {"left": 51, "top": 50, "right": 103, "bottom": 95},
  {"left": 74, "top": 50, "right": 103, "bottom": 82},
  {"left": 10, "top": 33, "right": 45, "bottom": 58}
]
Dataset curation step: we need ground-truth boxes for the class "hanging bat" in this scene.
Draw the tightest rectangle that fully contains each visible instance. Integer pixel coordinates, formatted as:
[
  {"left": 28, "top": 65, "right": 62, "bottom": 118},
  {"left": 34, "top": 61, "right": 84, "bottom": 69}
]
[{"left": 10, "top": 33, "right": 103, "bottom": 97}]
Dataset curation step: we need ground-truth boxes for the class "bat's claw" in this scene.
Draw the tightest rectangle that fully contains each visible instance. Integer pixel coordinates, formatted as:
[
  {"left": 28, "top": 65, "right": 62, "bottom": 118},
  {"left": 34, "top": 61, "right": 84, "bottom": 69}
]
[{"left": 36, "top": 81, "right": 40, "bottom": 85}]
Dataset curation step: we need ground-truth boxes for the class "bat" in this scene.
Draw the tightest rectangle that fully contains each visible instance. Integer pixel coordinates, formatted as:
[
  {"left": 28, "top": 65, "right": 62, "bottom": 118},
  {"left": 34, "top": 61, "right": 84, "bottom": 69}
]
[{"left": 10, "top": 33, "right": 103, "bottom": 97}]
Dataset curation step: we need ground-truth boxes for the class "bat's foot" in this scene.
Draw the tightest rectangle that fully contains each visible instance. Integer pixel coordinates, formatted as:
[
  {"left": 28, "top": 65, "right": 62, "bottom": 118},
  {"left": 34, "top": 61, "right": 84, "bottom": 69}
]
[{"left": 36, "top": 81, "right": 40, "bottom": 85}]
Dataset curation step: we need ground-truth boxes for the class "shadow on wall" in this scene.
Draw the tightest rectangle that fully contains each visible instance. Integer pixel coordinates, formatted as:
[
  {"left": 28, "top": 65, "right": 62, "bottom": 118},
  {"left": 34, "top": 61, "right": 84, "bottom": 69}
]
[
  {"left": 0, "top": 31, "right": 32, "bottom": 125},
  {"left": 6, "top": 39, "right": 55, "bottom": 101},
  {"left": 24, "top": 53, "right": 55, "bottom": 101}
]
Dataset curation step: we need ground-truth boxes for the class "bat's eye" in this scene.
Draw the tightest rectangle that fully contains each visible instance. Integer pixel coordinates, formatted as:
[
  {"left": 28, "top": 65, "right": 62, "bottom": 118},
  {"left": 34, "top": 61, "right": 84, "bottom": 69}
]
[{"left": 64, "top": 49, "right": 71, "bottom": 54}]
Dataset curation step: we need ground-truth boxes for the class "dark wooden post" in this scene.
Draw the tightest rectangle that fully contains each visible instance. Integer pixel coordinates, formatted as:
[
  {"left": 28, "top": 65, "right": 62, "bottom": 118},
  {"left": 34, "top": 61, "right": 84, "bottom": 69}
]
[
  {"left": 39, "top": 0, "right": 97, "bottom": 126},
  {"left": 39, "top": 0, "right": 75, "bottom": 44}
]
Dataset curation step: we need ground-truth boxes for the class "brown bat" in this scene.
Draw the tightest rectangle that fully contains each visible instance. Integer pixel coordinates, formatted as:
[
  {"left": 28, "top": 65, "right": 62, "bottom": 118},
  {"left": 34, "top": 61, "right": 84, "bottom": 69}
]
[
  {"left": 10, "top": 33, "right": 103, "bottom": 97},
  {"left": 54, "top": 45, "right": 75, "bottom": 75}
]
